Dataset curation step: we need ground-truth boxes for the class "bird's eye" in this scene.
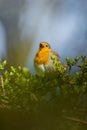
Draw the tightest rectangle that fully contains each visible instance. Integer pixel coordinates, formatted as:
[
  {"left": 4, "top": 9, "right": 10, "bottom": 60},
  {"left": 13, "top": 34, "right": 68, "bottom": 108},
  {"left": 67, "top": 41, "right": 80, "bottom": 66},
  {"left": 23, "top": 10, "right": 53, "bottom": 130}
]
[{"left": 46, "top": 44, "right": 48, "bottom": 47}]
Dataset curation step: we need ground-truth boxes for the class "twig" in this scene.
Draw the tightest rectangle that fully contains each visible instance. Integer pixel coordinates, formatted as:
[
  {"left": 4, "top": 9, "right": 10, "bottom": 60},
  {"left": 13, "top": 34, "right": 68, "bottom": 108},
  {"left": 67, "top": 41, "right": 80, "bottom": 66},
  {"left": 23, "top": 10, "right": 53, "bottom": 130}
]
[
  {"left": 64, "top": 116, "right": 87, "bottom": 125},
  {"left": 31, "top": 93, "right": 38, "bottom": 101},
  {"left": 0, "top": 75, "right": 5, "bottom": 96}
]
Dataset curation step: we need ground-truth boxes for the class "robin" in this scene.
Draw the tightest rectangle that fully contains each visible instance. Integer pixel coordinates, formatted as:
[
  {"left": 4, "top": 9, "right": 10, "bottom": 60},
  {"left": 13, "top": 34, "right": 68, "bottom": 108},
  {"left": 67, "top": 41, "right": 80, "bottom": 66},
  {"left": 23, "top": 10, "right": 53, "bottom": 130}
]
[{"left": 34, "top": 42, "right": 60, "bottom": 76}]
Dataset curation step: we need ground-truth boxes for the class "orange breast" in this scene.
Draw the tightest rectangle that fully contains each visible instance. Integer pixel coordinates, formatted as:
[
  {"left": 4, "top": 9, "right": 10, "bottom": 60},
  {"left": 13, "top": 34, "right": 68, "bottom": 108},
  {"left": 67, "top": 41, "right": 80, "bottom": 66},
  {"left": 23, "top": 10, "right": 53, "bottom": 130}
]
[{"left": 35, "top": 48, "right": 51, "bottom": 64}]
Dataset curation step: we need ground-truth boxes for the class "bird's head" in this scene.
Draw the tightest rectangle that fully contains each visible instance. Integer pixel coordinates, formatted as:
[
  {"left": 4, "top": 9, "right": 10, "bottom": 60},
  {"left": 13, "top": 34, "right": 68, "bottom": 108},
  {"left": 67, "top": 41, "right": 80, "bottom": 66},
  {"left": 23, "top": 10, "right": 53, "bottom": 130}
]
[{"left": 39, "top": 42, "right": 51, "bottom": 50}]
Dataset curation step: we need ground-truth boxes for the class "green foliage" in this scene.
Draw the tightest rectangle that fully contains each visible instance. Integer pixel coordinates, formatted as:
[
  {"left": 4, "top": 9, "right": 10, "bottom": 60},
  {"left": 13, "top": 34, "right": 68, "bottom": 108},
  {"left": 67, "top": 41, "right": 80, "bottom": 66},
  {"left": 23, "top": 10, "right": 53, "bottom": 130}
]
[
  {"left": 0, "top": 56, "right": 87, "bottom": 130},
  {"left": 0, "top": 56, "right": 86, "bottom": 110}
]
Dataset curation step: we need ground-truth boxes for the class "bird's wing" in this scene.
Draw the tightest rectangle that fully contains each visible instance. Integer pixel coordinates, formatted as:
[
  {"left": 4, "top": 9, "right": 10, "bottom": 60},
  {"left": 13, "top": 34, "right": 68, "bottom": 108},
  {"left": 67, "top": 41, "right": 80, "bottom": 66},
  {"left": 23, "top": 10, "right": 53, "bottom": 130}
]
[{"left": 50, "top": 50, "right": 60, "bottom": 61}]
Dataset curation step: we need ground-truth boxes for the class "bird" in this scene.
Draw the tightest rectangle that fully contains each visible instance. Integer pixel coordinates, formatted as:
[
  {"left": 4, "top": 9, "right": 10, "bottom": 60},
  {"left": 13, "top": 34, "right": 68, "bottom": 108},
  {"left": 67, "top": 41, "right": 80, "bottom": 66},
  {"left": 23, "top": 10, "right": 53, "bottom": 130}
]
[{"left": 34, "top": 42, "right": 60, "bottom": 76}]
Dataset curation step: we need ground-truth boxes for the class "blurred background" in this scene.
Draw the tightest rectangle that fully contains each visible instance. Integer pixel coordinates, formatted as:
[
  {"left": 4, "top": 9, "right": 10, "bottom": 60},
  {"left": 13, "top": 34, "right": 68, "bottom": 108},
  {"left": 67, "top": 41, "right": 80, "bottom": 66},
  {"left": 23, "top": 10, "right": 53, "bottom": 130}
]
[{"left": 0, "top": 0, "right": 87, "bottom": 73}]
